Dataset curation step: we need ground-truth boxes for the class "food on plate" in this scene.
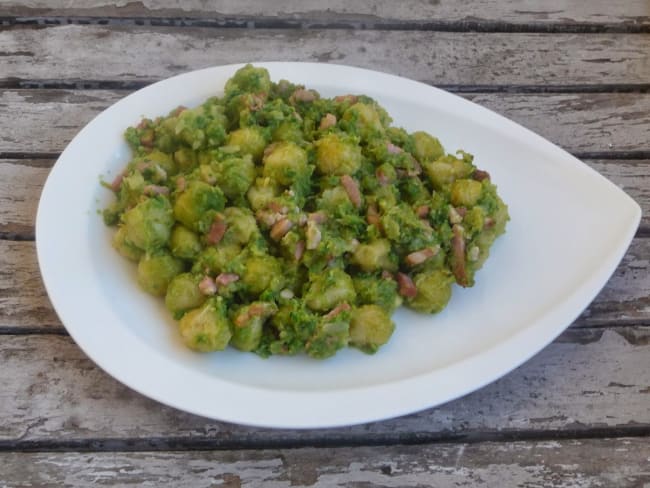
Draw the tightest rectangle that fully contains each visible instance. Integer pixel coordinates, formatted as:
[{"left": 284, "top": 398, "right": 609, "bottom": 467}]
[{"left": 102, "top": 64, "right": 509, "bottom": 358}]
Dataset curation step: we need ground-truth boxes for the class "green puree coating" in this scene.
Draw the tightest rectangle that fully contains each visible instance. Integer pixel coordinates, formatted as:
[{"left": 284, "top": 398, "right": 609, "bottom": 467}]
[{"left": 102, "top": 64, "right": 509, "bottom": 358}]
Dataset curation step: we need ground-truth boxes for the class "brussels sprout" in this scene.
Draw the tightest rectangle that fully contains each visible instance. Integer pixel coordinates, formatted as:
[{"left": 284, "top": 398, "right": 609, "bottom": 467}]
[
  {"left": 122, "top": 196, "right": 174, "bottom": 251},
  {"left": 141, "top": 149, "right": 177, "bottom": 177},
  {"left": 262, "top": 141, "right": 309, "bottom": 186},
  {"left": 231, "top": 301, "right": 278, "bottom": 352},
  {"left": 314, "top": 133, "right": 362, "bottom": 176},
  {"left": 192, "top": 244, "right": 241, "bottom": 275},
  {"left": 223, "top": 207, "right": 259, "bottom": 245},
  {"left": 351, "top": 239, "right": 396, "bottom": 272},
  {"left": 178, "top": 297, "right": 232, "bottom": 352},
  {"left": 306, "top": 314, "right": 350, "bottom": 359},
  {"left": 241, "top": 255, "right": 284, "bottom": 295},
  {"left": 112, "top": 225, "right": 144, "bottom": 262},
  {"left": 173, "top": 147, "right": 198, "bottom": 172},
  {"left": 411, "top": 131, "right": 444, "bottom": 163},
  {"left": 225, "top": 64, "right": 271, "bottom": 96},
  {"left": 170, "top": 225, "right": 202, "bottom": 259},
  {"left": 304, "top": 268, "right": 357, "bottom": 311},
  {"left": 341, "top": 102, "right": 385, "bottom": 140},
  {"left": 137, "top": 252, "right": 184, "bottom": 296},
  {"left": 226, "top": 127, "right": 267, "bottom": 162},
  {"left": 272, "top": 120, "right": 303, "bottom": 143},
  {"left": 406, "top": 269, "right": 454, "bottom": 313},
  {"left": 451, "top": 179, "right": 483, "bottom": 207},
  {"left": 173, "top": 180, "right": 225, "bottom": 232},
  {"left": 247, "top": 177, "right": 280, "bottom": 211},
  {"left": 349, "top": 305, "right": 395, "bottom": 354},
  {"left": 353, "top": 274, "right": 402, "bottom": 312},
  {"left": 212, "top": 155, "right": 256, "bottom": 201},
  {"left": 165, "top": 273, "right": 206, "bottom": 318},
  {"left": 423, "top": 154, "right": 473, "bottom": 190}
]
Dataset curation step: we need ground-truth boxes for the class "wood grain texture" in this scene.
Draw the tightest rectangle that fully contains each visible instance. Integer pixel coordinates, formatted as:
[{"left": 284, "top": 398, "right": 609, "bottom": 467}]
[
  {"left": 1, "top": 89, "right": 649, "bottom": 155},
  {"left": 1, "top": 438, "right": 649, "bottom": 487},
  {"left": 2, "top": 25, "right": 650, "bottom": 85},
  {"left": 0, "top": 327, "right": 648, "bottom": 443},
  {"left": 2, "top": 0, "right": 649, "bottom": 26},
  {"left": 3, "top": 159, "right": 649, "bottom": 238}
]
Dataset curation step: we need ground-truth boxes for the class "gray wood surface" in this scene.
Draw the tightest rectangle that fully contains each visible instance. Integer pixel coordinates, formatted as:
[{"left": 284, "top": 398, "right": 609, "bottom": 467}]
[
  {"left": 1, "top": 438, "right": 649, "bottom": 487},
  {"left": 2, "top": 0, "right": 649, "bottom": 27},
  {"left": 2, "top": 89, "right": 649, "bottom": 156},
  {"left": 1, "top": 25, "right": 649, "bottom": 86},
  {"left": 1, "top": 328, "right": 648, "bottom": 445}
]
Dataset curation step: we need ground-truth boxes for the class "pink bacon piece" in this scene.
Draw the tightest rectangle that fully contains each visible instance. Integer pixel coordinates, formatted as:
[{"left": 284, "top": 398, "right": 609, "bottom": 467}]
[
  {"left": 319, "top": 113, "right": 337, "bottom": 130},
  {"left": 396, "top": 272, "right": 418, "bottom": 298},
  {"left": 341, "top": 175, "right": 362, "bottom": 208},
  {"left": 206, "top": 215, "right": 227, "bottom": 245},
  {"left": 270, "top": 218, "right": 293, "bottom": 241},
  {"left": 323, "top": 302, "right": 351, "bottom": 320},
  {"left": 215, "top": 273, "right": 239, "bottom": 287},
  {"left": 198, "top": 276, "right": 217, "bottom": 296},
  {"left": 405, "top": 247, "right": 439, "bottom": 266}
]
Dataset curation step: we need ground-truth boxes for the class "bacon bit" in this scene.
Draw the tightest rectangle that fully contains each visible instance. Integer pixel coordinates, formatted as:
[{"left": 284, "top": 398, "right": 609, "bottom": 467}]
[
  {"left": 234, "top": 302, "right": 272, "bottom": 327},
  {"left": 381, "top": 270, "right": 395, "bottom": 280},
  {"left": 323, "top": 302, "right": 351, "bottom": 320},
  {"left": 140, "top": 130, "right": 154, "bottom": 147},
  {"left": 171, "top": 106, "right": 188, "bottom": 117},
  {"left": 416, "top": 205, "right": 430, "bottom": 218},
  {"left": 256, "top": 209, "right": 282, "bottom": 227},
  {"left": 143, "top": 184, "right": 170, "bottom": 196},
  {"left": 319, "top": 113, "right": 337, "bottom": 130},
  {"left": 405, "top": 247, "right": 440, "bottom": 266},
  {"left": 110, "top": 172, "right": 124, "bottom": 192},
  {"left": 367, "top": 204, "right": 381, "bottom": 227},
  {"left": 290, "top": 88, "right": 317, "bottom": 103},
  {"left": 267, "top": 201, "right": 288, "bottom": 214},
  {"left": 376, "top": 168, "right": 390, "bottom": 186},
  {"left": 484, "top": 217, "right": 495, "bottom": 229},
  {"left": 215, "top": 273, "right": 240, "bottom": 287},
  {"left": 248, "top": 92, "right": 267, "bottom": 111},
  {"left": 270, "top": 218, "right": 293, "bottom": 241},
  {"left": 307, "top": 211, "right": 327, "bottom": 224},
  {"left": 294, "top": 240, "right": 305, "bottom": 261},
  {"left": 175, "top": 175, "right": 186, "bottom": 192},
  {"left": 386, "top": 142, "right": 403, "bottom": 154},
  {"left": 341, "top": 175, "right": 362, "bottom": 208},
  {"left": 306, "top": 220, "right": 322, "bottom": 250},
  {"left": 473, "top": 169, "right": 491, "bottom": 181},
  {"left": 198, "top": 276, "right": 217, "bottom": 296},
  {"left": 456, "top": 207, "right": 467, "bottom": 218},
  {"left": 206, "top": 215, "right": 227, "bottom": 245},
  {"left": 397, "top": 272, "right": 418, "bottom": 298},
  {"left": 136, "top": 119, "right": 150, "bottom": 130},
  {"left": 448, "top": 206, "right": 463, "bottom": 224},
  {"left": 451, "top": 224, "right": 468, "bottom": 287},
  {"left": 334, "top": 94, "right": 358, "bottom": 104}
]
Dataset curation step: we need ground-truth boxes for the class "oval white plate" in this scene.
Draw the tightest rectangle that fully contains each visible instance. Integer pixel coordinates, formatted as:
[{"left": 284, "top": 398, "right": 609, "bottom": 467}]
[{"left": 36, "top": 63, "right": 640, "bottom": 428}]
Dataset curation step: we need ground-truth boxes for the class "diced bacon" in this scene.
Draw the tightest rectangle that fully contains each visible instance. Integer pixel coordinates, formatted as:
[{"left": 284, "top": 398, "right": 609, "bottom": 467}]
[
  {"left": 381, "top": 270, "right": 395, "bottom": 280},
  {"left": 484, "top": 217, "right": 495, "bottom": 229},
  {"left": 376, "top": 168, "right": 390, "bottom": 186},
  {"left": 267, "top": 201, "right": 288, "bottom": 214},
  {"left": 198, "top": 276, "right": 217, "bottom": 296},
  {"left": 334, "top": 94, "right": 358, "bottom": 104},
  {"left": 473, "top": 169, "right": 491, "bottom": 181},
  {"left": 323, "top": 302, "right": 351, "bottom": 320},
  {"left": 397, "top": 272, "right": 418, "bottom": 298},
  {"left": 319, "top": 113, "right": 337, "bottom": 130},
  {"left": 215, "top": 273, "right": 239, "bottom": 287},
  {"left": 416, "top": 205, "right": 429, "bottom": 218},
  {"left": 386, "top": 142, "right": 403, "bottom": 154},
  {"left": 234, "top": 301, "right": 275, "bottom": 327},
  {"left": 270, "top": 218, "right": 293, "bottom": 240},
  {"left": 136, "top": 119, "right": 150, "bottom": 130},
  {"left": 294, "top": 240, "right": 305, "bottom": 261},
  {"left": 110, "top": 172, "right": 124, "bottom": 192},
  {"left": 341, "top": 175, "right": 361, "bottom": 208},
  {"left": 206, "top": 216, "right": 227, "bottom": 245},
  {"left": 140, "top": 131, "right": 154, "bottom": 147},
  {"left": 451, "top": 224, "right": 468, "bottom": 287},
  {"left": 290, "top": 88, "right": 317, "bottom": 103},
  {"left": 405, "top": 247, "right": 440, "bottom": 266},
  {"left": 143, "top": 185, "right": 170, "bottom": 196},
  {"left": 175, "top": 176, "right": 186, "bottom": 192},
  {"left": 307, "top": 211, "right": 327, "bottom": 224},
  {"left": 456, "top": 207, "right": 467, "bottom": 218}
]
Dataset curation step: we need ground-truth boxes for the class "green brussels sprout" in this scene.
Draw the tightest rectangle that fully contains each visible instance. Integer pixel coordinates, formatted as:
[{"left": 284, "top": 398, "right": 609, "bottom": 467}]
[
  {"left": 173, "top": 147, "right": 198, "bottom": 172},
  {"left": 353, "top": 274, "right": 402, "bottom": 312},
  {"left": 165, "top": 273, "right": 206, "bottom": 318},
  {"left": 231, "top": 301, "right": 278, "bottom": 352},
  {"left": 212, "top": 155, "right": 256, "bottom": 201},
  {"left": 451, "top": 179, "right": 483, "bottom": 207},
  {"left": 247, "top": 177, "right": 280, "bottom": 211},
  {"left": 223, "top": 207, "right": 259, "bottom": 245},
  {"left": 341, "top": 102, "right": 385, "bottom": 140},
  {"left": 423, "top": 154, "right": 473, "bottom": 190},
  {"left": 262, "top": 141, "right": 309, "bottom": 186},
  {"left": 170, "top": 225, "right": 202, "bottom": 259},
  {"left": 304, "top": 268, "right": 357, "bottom": 312},
  {"left": 411, "top": 131, "right": 444, "bottom": 163},
  {"left": 406, "top": 269, "right": 454, "bottom": 313},
  {"left": 314, "top": 133, "right": 362, "bottom": 175},
  {"left": 349, "top": 304, "right": 395, "bottom": 354},
  {"left": 306, "top": 313, "right": 350, "bottom": 359},
  {"left": 272, "top": 120, "right": 303, "bottom": 143},
  {"left": 122, "top": 196, "right": 174, "bottom": 251},
  {"left": 225, "top": 64, "right": 271, "bottom": 96},
  {"left": 241, "top": 255, "right": 284, "bottom": 295},
  {"left": 141, "top": 149, "right": 178, "bottom": 177},
  {"left": 178, "top": 297, "right": 232, "bottom": 352},
  {"left": 112, "top": 225, "right": 144, "bottom": 262},
  {"left": 173, "top": 180, "right": 225, "bottom": 232},
  {"left": 351, "top": 239, "right": 396, "bottom": 272},
  {"left": 137, "top": 252, "right": 184, "bottom": 296},
  {"left": 192, "top": 244, "right": 241, "bottom": 275},
  {"left": 226, "top": 127, "right": 267, "bottom": 162}
]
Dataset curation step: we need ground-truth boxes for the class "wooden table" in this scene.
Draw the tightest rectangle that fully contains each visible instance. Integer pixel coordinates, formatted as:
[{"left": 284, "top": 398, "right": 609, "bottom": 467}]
[{"left": 1, "top": 2, "right": 649, "bottom": 485}]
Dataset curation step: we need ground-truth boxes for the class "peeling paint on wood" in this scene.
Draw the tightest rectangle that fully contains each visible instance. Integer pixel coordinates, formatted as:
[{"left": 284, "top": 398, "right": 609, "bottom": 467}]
[{"left": 1, "top": 26, "right": 650, "bottom": 85}]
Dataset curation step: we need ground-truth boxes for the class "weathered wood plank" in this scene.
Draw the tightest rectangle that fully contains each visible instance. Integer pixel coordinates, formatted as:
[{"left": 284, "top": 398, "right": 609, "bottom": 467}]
[
  {"left": 2, "top": 25, "right": 650, "bottom": 85},
  {"left": 2, "top": 0, "right": 649, "bottom": 26},
  {"left": 4, "top": 159, "right": 648, "bottom": 239},
  {"left": 1, "top": 89, "right": 649, "bottom": 155},
  {"left": 0, "top": 234, "right": 648, "bottom": 330},
  {"left": 1, "top": 438, "right": 649, "bottom": 487},
  {"left": 0, "top": 328, "right": 648, "bottom": 443}
]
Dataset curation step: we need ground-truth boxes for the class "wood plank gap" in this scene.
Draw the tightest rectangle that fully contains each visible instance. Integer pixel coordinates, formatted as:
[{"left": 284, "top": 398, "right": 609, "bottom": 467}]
[
  {"left": 0, "top": 426, "right": 648, "bottom": 453},
  {"left": 0, "top": 327, "right": 66, "bottom": 335},
  {"left": 1, "top": 16, "right": 650, "bottom": 34}
]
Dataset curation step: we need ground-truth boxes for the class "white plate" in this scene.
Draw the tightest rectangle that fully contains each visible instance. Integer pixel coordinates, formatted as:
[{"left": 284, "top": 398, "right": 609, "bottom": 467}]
[{"left": 36, "top": 62, "right": 641, "bottom": 428}]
